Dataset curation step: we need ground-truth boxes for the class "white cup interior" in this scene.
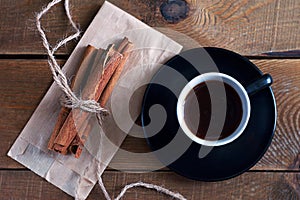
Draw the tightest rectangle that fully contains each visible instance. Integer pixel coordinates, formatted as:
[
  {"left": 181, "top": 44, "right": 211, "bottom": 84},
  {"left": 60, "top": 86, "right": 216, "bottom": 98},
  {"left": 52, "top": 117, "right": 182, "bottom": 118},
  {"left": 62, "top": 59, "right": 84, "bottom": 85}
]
[{"left": 177, "top": 72, "right": 251, "bottom": 146}]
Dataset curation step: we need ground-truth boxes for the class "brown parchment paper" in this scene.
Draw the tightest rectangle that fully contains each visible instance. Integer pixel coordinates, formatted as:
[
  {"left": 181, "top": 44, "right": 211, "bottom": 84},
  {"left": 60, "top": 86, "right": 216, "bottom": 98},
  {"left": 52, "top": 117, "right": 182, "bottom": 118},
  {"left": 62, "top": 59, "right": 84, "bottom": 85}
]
[{"left": 7, "top": 1, "right": 182, "bottom": 199}]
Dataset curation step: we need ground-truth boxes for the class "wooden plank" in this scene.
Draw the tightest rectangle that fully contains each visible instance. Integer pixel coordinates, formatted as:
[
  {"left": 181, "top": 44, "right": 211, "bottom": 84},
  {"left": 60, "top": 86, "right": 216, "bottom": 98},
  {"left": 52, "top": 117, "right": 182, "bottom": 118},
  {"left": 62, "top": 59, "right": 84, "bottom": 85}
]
[
  {"left": 0, "top": 170, "right": 300, "bottom": 199},
  {"left": 0, "top": 59, "right": 300, "bottom": 171},
  {"left": 0, "top": 60, "right": 61, "bottom": 168},
  {"left": 253, "top": 59, "right": 300, "bottom": 170},
  {"left": 0, "top": 0, "right": 299, "bottom": 56}
]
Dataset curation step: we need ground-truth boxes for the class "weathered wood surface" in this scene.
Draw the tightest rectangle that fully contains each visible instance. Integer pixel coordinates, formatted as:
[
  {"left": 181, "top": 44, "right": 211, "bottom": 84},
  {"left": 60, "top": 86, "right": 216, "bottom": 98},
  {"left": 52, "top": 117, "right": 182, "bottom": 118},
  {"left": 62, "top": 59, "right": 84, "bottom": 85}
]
[
  {"left": 1, "top": 1, "right": 300, "bottom": 199},
  {"left": 0, "top": 170, "right": 300, "bottom": 200},
  {"left": 0, "top": 60, "right": 57, "bottom": 168},
  {"left": 0, "top": 0, "right": 299, "bottom": 56},
  {"left": 254, "top": 59, "right": 300, "bottom": 170},
  {"left": 1, "top": 59, "right": 300, "bottom": 171}
]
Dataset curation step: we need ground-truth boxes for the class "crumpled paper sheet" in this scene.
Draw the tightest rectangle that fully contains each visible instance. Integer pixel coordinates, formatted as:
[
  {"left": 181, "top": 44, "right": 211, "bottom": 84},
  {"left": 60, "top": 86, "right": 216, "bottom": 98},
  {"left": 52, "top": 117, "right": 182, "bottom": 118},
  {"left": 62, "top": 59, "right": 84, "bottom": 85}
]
[{"left": 8, "top": 1, "right": 182, "bottom": 199}]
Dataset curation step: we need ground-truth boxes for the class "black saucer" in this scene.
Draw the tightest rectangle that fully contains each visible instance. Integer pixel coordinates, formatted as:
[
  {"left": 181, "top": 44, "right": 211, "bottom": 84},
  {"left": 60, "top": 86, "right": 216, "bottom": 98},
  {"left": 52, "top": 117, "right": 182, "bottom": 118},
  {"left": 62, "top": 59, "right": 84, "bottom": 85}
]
[{"left": 141, "top": 47, "right": 276, "bottom": 181}]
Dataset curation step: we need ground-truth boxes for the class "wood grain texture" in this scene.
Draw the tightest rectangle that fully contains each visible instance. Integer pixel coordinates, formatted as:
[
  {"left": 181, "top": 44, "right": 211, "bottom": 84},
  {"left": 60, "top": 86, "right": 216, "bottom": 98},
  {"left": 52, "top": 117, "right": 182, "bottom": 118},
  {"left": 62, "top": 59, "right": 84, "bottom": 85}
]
[
  {"left": 0, "top": 0, "right": 299, "bottom": 56},
  {"left": 253, "top": 59, "right": 300, "bottom": 170},
  {"left": 1, "top": 59, "right": 300, "bottom": 171},
  {"left": 1, "top": 1, "right": 299, "bottom": 199},
  {"left": 0, "top": 170, "right": 300, "bottom": 199},
  {"left": 0, "top": 59, "right": 62, "bottom": 168}
]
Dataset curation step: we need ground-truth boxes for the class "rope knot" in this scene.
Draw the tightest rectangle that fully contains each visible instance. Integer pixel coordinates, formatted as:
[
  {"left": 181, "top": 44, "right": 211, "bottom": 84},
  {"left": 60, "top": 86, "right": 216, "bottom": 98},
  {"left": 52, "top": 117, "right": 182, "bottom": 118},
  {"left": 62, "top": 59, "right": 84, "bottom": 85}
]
[{"left": 62, "top": 96, "right": 109, "bottom": 115}]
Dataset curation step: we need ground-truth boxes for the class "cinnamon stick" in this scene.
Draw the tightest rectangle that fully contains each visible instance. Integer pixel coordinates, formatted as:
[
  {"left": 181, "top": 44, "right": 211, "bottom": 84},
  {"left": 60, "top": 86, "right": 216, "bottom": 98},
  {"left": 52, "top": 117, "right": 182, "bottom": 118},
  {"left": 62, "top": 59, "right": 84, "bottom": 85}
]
[
  {"left": 48, "top": 45, "right": 97, "bottom": 151},
  {"left": 48, "top": 37, "right": 133, "bottom": 158},
  {"left": 69, "top": 122, "right": 92, "bottom": 158},
  {"left": 100, "top": 41, "right": 133, "bottom": 106},
  {"left": 52, "top": 45, "right": 123, "bottom": 154},
  {"left": 69, "top": 38, "right": 133, "bottom": 157},
  {"left": 117, "top": 37, "right": 129, "bottom": 54}
]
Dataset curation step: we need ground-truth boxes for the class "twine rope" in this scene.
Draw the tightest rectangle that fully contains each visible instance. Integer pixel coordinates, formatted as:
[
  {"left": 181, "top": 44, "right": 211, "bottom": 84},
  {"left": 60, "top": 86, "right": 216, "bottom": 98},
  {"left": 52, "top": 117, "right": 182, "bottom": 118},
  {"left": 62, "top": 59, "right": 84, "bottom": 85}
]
[
  {"left": 36, "top": 1, "right": 187, "bottom": 200},
  {"left": 36, "top": 0, "right": 107, "bottom": 114},
  {"left": 97, "top": 176, "right": 187, "bottom": 200}
]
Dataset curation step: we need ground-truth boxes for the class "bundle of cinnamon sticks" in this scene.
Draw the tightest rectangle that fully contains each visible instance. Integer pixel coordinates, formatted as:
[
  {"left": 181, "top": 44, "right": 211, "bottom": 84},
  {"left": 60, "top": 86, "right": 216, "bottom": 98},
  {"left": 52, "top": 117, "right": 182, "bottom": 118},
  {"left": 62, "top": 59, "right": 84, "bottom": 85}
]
[{"left": 48, "top": 37, "right": 133, "bottom": 158}]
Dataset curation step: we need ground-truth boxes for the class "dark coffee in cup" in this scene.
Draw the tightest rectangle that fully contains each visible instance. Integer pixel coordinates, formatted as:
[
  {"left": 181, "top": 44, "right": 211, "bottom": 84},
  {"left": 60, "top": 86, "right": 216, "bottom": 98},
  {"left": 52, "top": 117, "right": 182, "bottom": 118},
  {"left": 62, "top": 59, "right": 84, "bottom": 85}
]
[
  {"left": 177, "top": 72, "right": 251, "bottom": 146},
  {"left": 184, "top": 80, "right": 243, "bottom": 141}
]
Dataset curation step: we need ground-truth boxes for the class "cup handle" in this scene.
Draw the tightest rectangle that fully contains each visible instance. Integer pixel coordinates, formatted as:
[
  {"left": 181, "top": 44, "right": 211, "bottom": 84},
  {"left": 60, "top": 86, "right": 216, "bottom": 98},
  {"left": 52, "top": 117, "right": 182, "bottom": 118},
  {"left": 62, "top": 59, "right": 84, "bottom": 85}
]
[{"left": 245, "top": 74, "right": 273, "bottom": 96}]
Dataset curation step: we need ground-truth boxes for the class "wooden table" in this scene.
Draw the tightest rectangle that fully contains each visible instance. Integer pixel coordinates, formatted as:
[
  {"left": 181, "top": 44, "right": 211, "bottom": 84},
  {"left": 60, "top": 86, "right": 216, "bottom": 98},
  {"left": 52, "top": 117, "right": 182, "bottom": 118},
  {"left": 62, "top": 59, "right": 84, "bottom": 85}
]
[{"left": 0, "top": 0, "right": 299, "bottom": 199}]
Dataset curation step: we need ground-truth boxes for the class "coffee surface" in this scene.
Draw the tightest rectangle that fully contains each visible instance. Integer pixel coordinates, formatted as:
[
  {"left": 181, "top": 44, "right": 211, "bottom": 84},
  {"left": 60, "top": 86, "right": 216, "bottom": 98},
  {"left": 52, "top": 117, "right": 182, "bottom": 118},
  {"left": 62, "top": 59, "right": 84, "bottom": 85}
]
[{"left": 183, "top": 80, "right": 243, "bottom": 141}]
